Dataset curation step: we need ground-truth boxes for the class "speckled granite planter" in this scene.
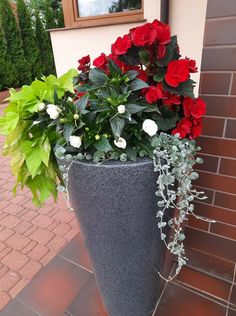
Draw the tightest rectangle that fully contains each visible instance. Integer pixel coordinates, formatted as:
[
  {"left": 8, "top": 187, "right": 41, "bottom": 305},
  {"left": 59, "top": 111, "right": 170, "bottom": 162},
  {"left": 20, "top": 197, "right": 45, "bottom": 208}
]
[{"left": 67, "top": 158, "right": 170, "bottom": 316}]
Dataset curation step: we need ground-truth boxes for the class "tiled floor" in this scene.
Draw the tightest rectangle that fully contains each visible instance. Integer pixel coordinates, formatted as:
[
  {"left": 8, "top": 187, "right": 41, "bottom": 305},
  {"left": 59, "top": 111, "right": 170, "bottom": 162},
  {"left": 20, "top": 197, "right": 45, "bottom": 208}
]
[{"left": 0, "top": 122, "right": 79, "bottom": 310}]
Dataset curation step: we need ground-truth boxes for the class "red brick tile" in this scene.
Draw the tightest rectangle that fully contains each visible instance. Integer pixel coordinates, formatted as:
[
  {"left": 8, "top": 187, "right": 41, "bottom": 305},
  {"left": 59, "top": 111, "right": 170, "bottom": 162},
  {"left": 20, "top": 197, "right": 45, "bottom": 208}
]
[
  {"left": 202, "top": 117, "right": 225, "bottom": 137},
  {"left": 2, "top": 203, "right": 23, "bottom": 215},
  {"left": 53, "top": 223, "right": 71, "bottom": 237},
  {"left": 185, "top": 227, "right": 236, "bottom": 262},
  {"left": 194, "top": 154, "right": 219, "bottom": 173},
  {"left": 21, "top": 240, "right": 38, "bottom": 255},
  {"left": 206, "top": 0, "right": 236, "bottom": 18},
  {"left": 196, "top": 171, "right": 236, "bottom": 195},
  {"left": 14, "top": 221, "right": 32, "bottom": 234},
  {"left": 188, "top": 215, "right": 209, "bottom": 231},
  {"left": 204, "top": 18, "right": 236, "bottom": 46},
  {"left": 220, "top": 158, "right": 236, "bottom": 177},
  {"left": 202, "top": 47, "right": 236, "bottom": 71},
  {"left": 32, "top": 214, "right": 53, "bottom": 228},
  {"left": 214, "top": 192, "right": 236, "bottom": 211},
  {"left": 53, "top": 210, "right": 74, "bottom": 223},
  {"left": 201, "top": 95, "right": 236, "bottom": 118},
  {"left": 154, "top": 282, "right": 226, "bottom": 316},
  {"left": 2, "top": 251, "right": 29, "bottom": 271},
  {"left": 40, "top": 250, "right": 56, "bottom": 266},
  {"left": 0, "top": 215, "right": 21, "bottom": 229},
  {"left": 17, "top": 256, "right": 91, "bottom": 316},
  {"left": 200, "top": 72, "right": 231, "bottom": 95},
  {"left": 66, "top": 277, "right": 108, "bottom": 316},
  {"left": 0, "top": 247, "right": 12, "bottom": 262},
  {"left": 194, "top": 202, "right": 236, "bottom": 226},
  {"left": 9, "top": 279, "right": 29, "bottom": 297},
  {"left": 20, "top": 260, "right": 42, "bottom": 280},
  {"left": 186, "top": 248, "right": 235, "bottom": 282},
  {"left": 231, "top": 74, "right": 236, "bottom": 95},
  {"left": 210, "top": 222, "right": 236, "bottom": 240},
  {"left": 0, "top": 291, "right": 11, "bottom": 311},
  {"left": 47, "top": 236, "right": 67, "bottom": 252},
  {"left": 230, "top": 285, "right": 236, "bottom": 307},
  {"left": 0, "top": 228, "right": 14, "bottom": 242},
  {"left": 0, "top": 270, "right": 20, "bottom": 291},
  {"left": 225, "top": 119, "right": 236, "bottom": 139},
  {"left": 5, "top": 233, "right": 30, "bottom": 251},
  {"left": 20, "top": 210, "right": 38, "bottom": 222},
  {"left": 64, "top": 227, "right": 79, "bottom": 240},
  {"left": 227, "top": 309, "right": 236, "bottom": 316},
  {"left": 177, "top": 266, "right": 231, "bottom": 301},
  {"left": 198, "top": 137, "right": 236, "bottom": 158},
  {"left": 28, "top": 244, "right": 49, "bottom": 261},
  {"left": 30, "top": 228, "right": 54, "bottom": 245},
  {"left": 59, "top": 234, "right": 92, "bottom": 271}
]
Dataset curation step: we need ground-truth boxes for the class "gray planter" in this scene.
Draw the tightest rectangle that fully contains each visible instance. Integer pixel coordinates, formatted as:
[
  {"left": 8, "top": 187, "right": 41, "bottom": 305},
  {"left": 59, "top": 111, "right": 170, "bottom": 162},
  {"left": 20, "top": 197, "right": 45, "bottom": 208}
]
[{"left": 67, "top": 158, "right": 170, "bottom": 316}]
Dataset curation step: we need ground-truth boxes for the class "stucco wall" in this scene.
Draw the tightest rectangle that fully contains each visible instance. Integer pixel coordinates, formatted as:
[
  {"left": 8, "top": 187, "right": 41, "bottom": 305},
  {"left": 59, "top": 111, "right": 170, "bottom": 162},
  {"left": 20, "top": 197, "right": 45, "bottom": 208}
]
[{"left": 50, "top": 0, "right": 161, "bottom": 76}]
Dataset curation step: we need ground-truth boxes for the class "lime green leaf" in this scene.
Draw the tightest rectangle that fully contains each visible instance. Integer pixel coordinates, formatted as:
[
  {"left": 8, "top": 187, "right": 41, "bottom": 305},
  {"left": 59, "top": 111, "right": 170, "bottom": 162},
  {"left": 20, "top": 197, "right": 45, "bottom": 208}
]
[
  {"left": 40, "top": 137, "right": 51, "bottom": 167},
  {"left": 59, "top": 68, "right": 78, "bottom": 93},
  {"left": 10, "top": 151, "right": 25, "bottom": 176},
  {"left": 0, "top": 112, "right": 19, "bottom": 135}
]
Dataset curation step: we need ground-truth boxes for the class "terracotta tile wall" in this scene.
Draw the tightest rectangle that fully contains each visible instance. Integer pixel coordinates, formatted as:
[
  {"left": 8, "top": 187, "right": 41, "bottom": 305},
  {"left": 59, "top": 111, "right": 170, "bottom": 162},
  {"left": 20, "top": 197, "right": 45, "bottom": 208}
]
[{"left": 187, "top": 0, "right": 236, "bottom": 260}]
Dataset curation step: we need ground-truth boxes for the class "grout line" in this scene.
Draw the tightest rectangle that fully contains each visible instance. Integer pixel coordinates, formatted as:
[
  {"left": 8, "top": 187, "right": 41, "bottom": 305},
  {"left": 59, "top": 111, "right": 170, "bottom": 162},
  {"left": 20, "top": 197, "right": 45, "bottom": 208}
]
[
  {"left": 208, "top": 222, "right": 211, "bottom": 233},
  {"left": 198, "top": 152, "right": 236, "bottom": 161},
  {"left": 222, "top": 119, "right": 228, "bottom": 138},
  {"left": 199, "top": 134, "right": 236, "bottom": 140},
  {"left": 195, "top": 169, "right": 236, "bottom": 180},
  {"left": 200, "top": 93, "right": 236, "bottom": 97},
  {"left": 15, "top": 297, "right": 42, "bottom": 316},
  {"left": 228, "top": 74, "right": 234, "bottom": 95},
  {"left": 201, "top": 70, "right": 236, "bottom": 74},
  {"left": 204, "top": 115, "right": 236, "bottom": 121},
  {"left": 57, "top": 254, "right": 94, "bottom": 274},
  {"left": 204, "top": 44, "right": 236, "bottom": 49},
  {"left": 216, "top": 157, "right": 221, "bottom": 174},
  {"left": 206, "top": 16, "right": 236, "bottom": 22}
]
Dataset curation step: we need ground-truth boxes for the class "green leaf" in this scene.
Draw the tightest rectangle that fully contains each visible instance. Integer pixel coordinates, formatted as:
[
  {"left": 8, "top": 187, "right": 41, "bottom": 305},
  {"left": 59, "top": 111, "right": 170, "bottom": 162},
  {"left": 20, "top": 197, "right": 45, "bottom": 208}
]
[
  {"left": 0, "top": 112, "right": 19, "bottom": 135},
  {"left": 58, "top": 68, "right": 78, "bottom": 93},
  {"left": 126, "top": 70, "right": 139, "bottom": 81},
  {"left": 94, "top": 136, "right": 112, "bottom": 152},
  {"left": 156, "top": 106, "right": 179, "bottom": 131},
  {"left": 10, "top": 151, "right": 25, "bottom": 176},
  {"left": 39, "top": 137, "right": 51, "bottom": 167},
  {"left": 126, "top": 148, "right": 137, "bottom": 161},
  {"left": 89, "top": 68, "right": 108, "bottom": 85},
  {"left": 21, "top": 140, "right": 42, "bottom": 177},
  {"left": 163, "top": 79, "right": 195, "bottom": 98},
  {"left": 110, "top": 117, "right": 125, "bottom": 138},
  {"left": 126, "top": 103, "right": 146, "bottom": 114},
  {"left": 75, "top": 95, "right": 89, "bottom": 112},
  {"left": 63, "top": 123, "right": 75, "bottom": 142},
  {"left": 107, "top": 58, "right": 122, "bottom": 76},
  {"left": 130, "top": 79, "right": 149, "bottom": 91},
  {"left": 153, "top": 68, "right": 166, "bottom": 82},
  {"left": 138, "top": 49, "right": 150, "bottom": 65}
]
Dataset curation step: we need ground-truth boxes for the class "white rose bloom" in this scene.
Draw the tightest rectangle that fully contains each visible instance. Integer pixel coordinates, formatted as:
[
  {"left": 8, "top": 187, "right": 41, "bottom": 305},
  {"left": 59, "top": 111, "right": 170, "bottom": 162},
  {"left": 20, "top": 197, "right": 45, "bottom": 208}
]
[
  {"left": 117, "top": 105, "right": 126, "bottom": 114},
  {"left": 142, "top": 119, "right": 158, "bottom": 136},
  {"left": 38, "top": 102, "right": 46, "bottom": 111},
  {"left": 46, "top": 104, "right": 61, "bottom": 120},
  {"left": 69, "top": 135, "right": 82, "bottom": 149},
  {"left": 114, "top": 137, "right": 127, "bottom": 149}
]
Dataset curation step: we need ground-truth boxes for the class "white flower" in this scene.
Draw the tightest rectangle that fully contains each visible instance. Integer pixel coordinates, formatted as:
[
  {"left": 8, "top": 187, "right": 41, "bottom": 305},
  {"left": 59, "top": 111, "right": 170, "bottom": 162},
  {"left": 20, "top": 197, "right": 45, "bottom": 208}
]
[
  {"left": 114, "top": 137, "right": 127, "bottom": 149},
  {"left": 117, "top": 105, "right": 126, "bottom": 114},
  {"left": 142, "top": 119, "right": 158, "bottom": 136},
  {"left": 38, "top": 102, "right": 46, "bottom": 111},
  {"left": 69, "top": 135, "right": 82, "bottom": 148},
  {"left": 46, "top": 104, "right": 61, "bottom": 120}
]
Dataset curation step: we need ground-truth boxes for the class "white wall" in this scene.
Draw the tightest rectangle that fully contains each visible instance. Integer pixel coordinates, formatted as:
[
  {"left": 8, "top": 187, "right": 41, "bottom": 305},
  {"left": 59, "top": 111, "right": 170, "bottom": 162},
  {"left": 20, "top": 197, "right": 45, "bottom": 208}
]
[
  {"left": 50, "top": 0, "right": 161, "bottom": 76},
  {"left": 168, "top": 0, "right": 208, "bottom": 94}
]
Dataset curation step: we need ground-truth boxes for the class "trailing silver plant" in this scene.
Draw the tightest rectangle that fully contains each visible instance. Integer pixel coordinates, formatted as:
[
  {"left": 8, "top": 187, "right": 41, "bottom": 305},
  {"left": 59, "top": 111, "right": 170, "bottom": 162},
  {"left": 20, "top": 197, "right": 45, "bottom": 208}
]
[{"left": 151, "top": 133, "right": 216, "bottom": 281}]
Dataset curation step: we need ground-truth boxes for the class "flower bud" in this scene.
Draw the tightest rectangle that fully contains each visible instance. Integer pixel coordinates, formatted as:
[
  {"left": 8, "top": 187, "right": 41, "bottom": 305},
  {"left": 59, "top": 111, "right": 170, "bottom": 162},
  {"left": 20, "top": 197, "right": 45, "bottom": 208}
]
[
  {"left": 117, "top": 105, "right": 126, "bottom": 114},
  {"left": 46, "top": 104, "right": 61, "bottom": 120},
  {"left": 69, "top": 135, "right": 82, "bottom": 149},
  {"left": 142, "top": 119, "right": 158, "bottom": 136},
  {"left": 74, "top": 114, "right": 80, "bottom": 120},
  {"left": 38, "top": 102, "right": 46, "bottom": 111},
  {"left": 95, "top": 134, "right": 100, "bottom": 140}
]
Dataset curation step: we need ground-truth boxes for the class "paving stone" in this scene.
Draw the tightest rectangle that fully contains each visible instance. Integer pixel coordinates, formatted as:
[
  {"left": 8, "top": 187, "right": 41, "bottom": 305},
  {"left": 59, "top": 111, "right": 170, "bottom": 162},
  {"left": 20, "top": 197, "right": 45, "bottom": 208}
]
[
  {"left": 32, "top": 214, "right": 54, "bottom": 229},
  {"left": 53, "top": 223, "right": 71, "bottom": 237},
  {"left": 2, "top": 251, "right": 29, "bottom": 271},
  {"left": 47, "top": 236, "right": 67, "bottom": 252},
  {"left": 5, "top": 234, "right": 30, "bottom": 251},
  {"left": 30, "top": 228, "right": 54, "bottom": 245},
  {"left": 0, "top": 271, "right": 20, "bottom": 291},
  {"left": 0, "top": 228, "right": 14, "bottom": 242},
  {"left": 9, "top": 279, "right": 29, "bottom": 297},
  {"left": 20, "top": 261, "right": 42, "bottom": 281},
  {"left": 28, "top": 244, "right": 49, "bottom": 261},
  {"left": 0, "top": 215, "right": 21, "bottom": 229}
]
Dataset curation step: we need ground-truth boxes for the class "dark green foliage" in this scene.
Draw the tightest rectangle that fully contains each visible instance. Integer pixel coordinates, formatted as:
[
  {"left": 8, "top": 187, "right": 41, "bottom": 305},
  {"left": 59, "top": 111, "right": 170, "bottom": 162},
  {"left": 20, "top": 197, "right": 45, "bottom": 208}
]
[
  {"left": 0, "top": 28, "right": 18, "bottom": 90},
  {"left": 16, "top": 0, "right": 43, "bottom": 79},
  {"left": 0, "top": 0, "right": 31, "bottom": 86},
  {"left": 109, "top": 0, "right": 141, "bottom": 13},
  {"left": 35, "top": 11, "right": 56, "bottom": 75},
  {"left": 44, "top": 0, "right": 56, "bottom": 29}
]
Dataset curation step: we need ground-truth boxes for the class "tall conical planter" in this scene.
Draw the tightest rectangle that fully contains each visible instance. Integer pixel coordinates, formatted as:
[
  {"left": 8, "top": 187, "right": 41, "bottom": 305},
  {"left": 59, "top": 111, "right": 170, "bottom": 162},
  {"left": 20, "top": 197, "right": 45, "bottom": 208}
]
[{"left": 67, "top": 158, "right": 170, "bottom": 316}]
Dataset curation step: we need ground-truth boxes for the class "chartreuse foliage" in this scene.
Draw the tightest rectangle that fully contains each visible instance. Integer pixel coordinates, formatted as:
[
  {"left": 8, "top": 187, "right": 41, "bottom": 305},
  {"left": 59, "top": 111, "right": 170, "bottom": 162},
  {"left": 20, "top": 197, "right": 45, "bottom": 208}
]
[{"left": 0, "top": 69, "right": 77, "bottom": 206}]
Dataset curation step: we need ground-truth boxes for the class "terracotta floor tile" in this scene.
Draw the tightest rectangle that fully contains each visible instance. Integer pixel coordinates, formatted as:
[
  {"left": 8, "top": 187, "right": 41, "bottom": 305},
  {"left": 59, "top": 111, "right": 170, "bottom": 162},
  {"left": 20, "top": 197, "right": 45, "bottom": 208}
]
[
  {"left": 177, "top": 266, "right": 231, "bottom": 301},
  {"left": 186, "top": 248, "right": 235, "bottom": 282},
  {"left": 65, "top": 277, "right": 108, "bottom": 316},
  {"left": 58, "top": 234, "right": 93, "bottom": 271},
  {"left": 0, "top": 299, "right": 38, "bottom": 315},
  {"left": 154, "top": 283, "right": 227, "bottom": 316},
  {"left": 16, "top": 256, "right": 91, "bottom": 316}
]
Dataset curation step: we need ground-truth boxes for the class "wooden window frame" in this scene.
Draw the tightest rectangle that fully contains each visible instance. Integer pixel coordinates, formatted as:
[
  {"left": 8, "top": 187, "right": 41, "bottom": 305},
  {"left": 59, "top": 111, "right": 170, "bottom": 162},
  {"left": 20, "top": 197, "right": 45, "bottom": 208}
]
[{"left": 62, "top": 0, "right": 144, "bottom": 28}]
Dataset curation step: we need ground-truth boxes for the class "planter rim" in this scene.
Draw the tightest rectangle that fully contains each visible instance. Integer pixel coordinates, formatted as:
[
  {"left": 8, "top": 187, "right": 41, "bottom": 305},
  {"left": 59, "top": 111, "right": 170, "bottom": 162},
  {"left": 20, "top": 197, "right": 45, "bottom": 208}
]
[{"left": 69, "top": 157, "right": 153, "bottom": 169}]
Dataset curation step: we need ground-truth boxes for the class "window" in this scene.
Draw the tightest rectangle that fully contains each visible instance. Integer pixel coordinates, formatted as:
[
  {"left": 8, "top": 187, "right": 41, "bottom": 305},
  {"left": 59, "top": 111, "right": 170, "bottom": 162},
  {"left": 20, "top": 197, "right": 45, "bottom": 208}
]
[{"left": 62, "top": 0, "right": 144, "bottom": 28}]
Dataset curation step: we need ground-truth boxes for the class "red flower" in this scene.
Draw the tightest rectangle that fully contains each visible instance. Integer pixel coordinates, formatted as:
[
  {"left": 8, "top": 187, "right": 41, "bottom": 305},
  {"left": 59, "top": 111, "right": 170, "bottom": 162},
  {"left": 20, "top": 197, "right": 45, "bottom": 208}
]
[
  {"left": 163, "top": 92, "right": 181, "bottom": 106},
  {"left": 191, "top": 118, "right": 203, "bottom": 139},
  {"left": 152, "top": 20, "right": 171, "bottom": 44},
  {"left": 112, "top": 35, "right": 132, "bottom": 55},
  {"left": 131, "top": 23, "right": 157, "bottom": 47},
  {"left": 145, "top": 84, "right": 163, "bottom": 104},
  {"left": 108, "top": 54, "right": 130, "bottom": 73},
  {"left": 165, "top": 59, "right": 190, "bottom": 87},
  {"left": 188, "top": 59, "right": 198, "bottom": 73},
  {"left": 157, "top": 44, "right": 166, "bottom": 59},
  {"left": 172, "top": 118, "right": 192, "bottom": 138},
  {"left": 183, "top": 97, "right": 206, "bottom": 119},
  {"left": 78, "top": 55, "right": 90, "bottom": 71},
  {"left": 93, "top": 53, "right": 108, "bottom": 71}
]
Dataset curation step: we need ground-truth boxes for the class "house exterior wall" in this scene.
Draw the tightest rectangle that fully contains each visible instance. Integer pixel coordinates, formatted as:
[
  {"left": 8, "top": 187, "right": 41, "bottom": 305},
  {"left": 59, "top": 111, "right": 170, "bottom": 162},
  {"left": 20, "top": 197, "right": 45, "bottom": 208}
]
[
  {"left": 50, "top": 0, "right": 161, "bottom": 76},
  {"left": 186, "top": 0, "right": 236, "bottom": 261}
]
